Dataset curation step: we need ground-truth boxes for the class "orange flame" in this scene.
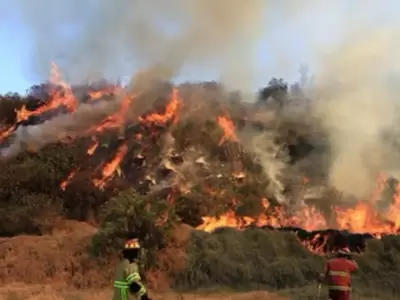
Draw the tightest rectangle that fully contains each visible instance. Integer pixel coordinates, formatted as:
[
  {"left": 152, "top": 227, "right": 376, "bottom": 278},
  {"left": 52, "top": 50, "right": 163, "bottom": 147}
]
[
  {"left": 92, "top": 143, "right": 128, "bottom": 189},
  {"left": 60, "top": 170, "right": 77, "bottom": 191},
  {"left": 16, "top": 63, "right": 77, "bottom": 122},
  {"left": 139, "top": 88, "right": 182, "bottom": 125},
  {"left": 86, "top": 94, "right": 133, "bottom": 135},
  {"left": 0, "top": 124, "right": 17, "bottom": 142},
  {"left": 217, "top": 115, "right": 238, "bottom": 145},
  {"left": 87, "top": 137, "right": 99, "bottom": 155},
  {"left": 87, "top": 85, "right": 120, "bottom": 102}
]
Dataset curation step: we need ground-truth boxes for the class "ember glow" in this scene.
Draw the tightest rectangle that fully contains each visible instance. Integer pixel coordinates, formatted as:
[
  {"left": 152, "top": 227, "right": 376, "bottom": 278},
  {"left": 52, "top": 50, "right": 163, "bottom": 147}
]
[{"left": 2, "top": 64, "right": 400, "bottom": 254}]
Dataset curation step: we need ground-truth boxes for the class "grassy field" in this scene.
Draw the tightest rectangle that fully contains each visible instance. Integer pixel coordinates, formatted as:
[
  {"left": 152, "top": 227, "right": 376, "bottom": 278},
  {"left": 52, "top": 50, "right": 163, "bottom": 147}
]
[
  {"left": 0, "top": 284, "right": 285, "bottom": 300},
  {"left": 1, "top": 222, "right": 400, "bottom": 300}
]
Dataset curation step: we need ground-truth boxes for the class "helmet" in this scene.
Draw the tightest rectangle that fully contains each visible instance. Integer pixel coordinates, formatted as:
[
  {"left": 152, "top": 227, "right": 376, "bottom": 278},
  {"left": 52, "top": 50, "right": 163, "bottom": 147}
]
[
  {"left": 338, "top": 247, "right": 351, "bottom": 255},
  {"left": 124, "top": 238, "right": 141, "bottom": 250}
]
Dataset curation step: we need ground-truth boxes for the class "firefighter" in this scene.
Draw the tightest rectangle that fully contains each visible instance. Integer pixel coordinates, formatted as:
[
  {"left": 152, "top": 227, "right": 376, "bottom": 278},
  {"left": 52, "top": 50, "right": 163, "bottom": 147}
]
[
  {"left": 112, "top": 238, "right": 151, "bottom": 300},
  {"left": 320, "top": 247, "right": 359, "bottom": 300}
]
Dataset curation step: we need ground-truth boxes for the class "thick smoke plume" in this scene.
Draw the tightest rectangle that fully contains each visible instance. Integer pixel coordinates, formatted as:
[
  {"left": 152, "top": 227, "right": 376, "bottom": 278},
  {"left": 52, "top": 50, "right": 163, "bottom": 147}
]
[
  {"left": 9, "top": 0, "right": 400, "bottom": 203},
  {"left": 15, "top": 0, "right": 268, "bottom": 90},
  {"left": 310, "top": 27, "right": 400, "bottom": 199}
]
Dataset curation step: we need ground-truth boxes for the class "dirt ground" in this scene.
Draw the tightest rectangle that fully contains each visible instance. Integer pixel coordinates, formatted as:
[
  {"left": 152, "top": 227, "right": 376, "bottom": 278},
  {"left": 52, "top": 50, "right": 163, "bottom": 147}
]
[{"left": 0, "top": 283, "right": 286, "bottom": 300}]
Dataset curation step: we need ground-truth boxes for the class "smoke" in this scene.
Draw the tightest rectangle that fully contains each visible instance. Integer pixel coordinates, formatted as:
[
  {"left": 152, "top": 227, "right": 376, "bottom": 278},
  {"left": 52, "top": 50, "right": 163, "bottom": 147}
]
[
  {"left": 14, "top": 0, "right": 270, "bottom": 91},
  {"left": 238, "top": 127, "right": 287, "bottom": 203},
  {"left": 1, "top": 100, "right": 119, "bottom": 157},
  {"left": 10, "top": 0, "right": 400, "bottom": 202},
  {"left": 309, "top": 27, "right": 400, "bottom": 198}
]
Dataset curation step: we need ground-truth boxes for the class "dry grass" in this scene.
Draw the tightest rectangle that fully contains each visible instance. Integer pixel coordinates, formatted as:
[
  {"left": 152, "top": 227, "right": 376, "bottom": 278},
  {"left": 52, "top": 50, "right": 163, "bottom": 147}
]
[
  {"left": 0, "top": 220, "right": 117, "bottom": 289},
  {"left": 1, "top": 283, "right": 395, "bottom": 300},
  {"left": 0, "top": 284, "right": 286, "bottom": 300},
  {"left": 1, "top": 221, "right": 400, "bottom": 300}
]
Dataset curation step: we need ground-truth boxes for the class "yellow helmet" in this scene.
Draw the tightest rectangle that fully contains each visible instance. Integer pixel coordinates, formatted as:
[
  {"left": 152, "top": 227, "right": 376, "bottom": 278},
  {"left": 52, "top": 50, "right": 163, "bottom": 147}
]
[{"left": 124, "top": 238, "right": 141, "bottom": 250}]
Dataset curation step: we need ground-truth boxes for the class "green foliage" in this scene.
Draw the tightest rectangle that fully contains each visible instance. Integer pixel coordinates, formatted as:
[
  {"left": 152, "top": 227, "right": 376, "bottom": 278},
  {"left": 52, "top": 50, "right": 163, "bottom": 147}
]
[
  {"left": 0, "top": 193, "right": 62, "bottom": 236},
  {"left": 171, "top": 228, "right": 400, "bottom": 299},
  {"left": 174, "top": 227, "right": 324, "bottom": 291},
  {"left": 92, "top": 188, "right": 178, "bottom": 267},
  {"left": 0, "top": 139, "right": 106, "bottom": 235}
]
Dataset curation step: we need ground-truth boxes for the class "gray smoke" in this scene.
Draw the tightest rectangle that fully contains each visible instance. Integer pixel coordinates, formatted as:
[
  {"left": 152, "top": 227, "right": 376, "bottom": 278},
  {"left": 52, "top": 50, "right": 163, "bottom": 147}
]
[
  {"left": 14, "top": 0, "right": 271, "bottom": 91},
  {"left": 309, "top": 27, "right": 400, "bottom": 199},
  {"left": 9, "top": 0, "right": 400, "bottom": 202}
]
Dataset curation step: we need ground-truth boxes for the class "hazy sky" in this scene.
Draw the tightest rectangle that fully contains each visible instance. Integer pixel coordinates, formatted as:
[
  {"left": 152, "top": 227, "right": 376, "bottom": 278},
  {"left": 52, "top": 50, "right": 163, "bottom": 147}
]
[{"left": 1, "top": 1, "right": 400, "bottom": 94}]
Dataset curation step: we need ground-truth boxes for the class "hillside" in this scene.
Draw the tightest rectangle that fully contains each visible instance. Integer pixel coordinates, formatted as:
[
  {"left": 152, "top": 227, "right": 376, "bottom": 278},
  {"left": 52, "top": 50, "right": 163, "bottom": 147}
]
[{"left": 1, "top": 73, "right": 400, "bottom": 299}]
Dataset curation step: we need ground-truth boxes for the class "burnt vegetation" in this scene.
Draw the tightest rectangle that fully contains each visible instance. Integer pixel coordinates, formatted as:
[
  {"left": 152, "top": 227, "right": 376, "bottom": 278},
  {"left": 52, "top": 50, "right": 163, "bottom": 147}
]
[{"left": 0, "top": 79, "right": 400, "bottom": 299}]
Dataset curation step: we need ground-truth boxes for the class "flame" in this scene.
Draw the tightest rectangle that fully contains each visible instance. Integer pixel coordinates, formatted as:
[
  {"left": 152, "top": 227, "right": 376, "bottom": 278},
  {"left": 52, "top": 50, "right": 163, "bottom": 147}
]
[
  {"left": 60, "top": 170, "right": 77, "bottom": 191},
  {"left": 16, "top": 63, "right": 77, "bottom": 123},
  {"left": 87, "top": 85, "right": 120, "bottom": 101},
  {"left": 3, "top": 63, "right": 400, "bottom": 255},
  {"left": 86, "top": 94, "right": 134, "bottom": 135},
  {"left": 0, "top": 124, "right": 17, "bottom": 142},
  {"left": 0, "top": 63, "right": 119, "bottom": 143},
  {"left": 217, "top": 115, "right": 238, "bottom": 145},
  {"left": 195, "top": 177, "right": 400, "bottom": 253},
  {"left": 385, "top": 183, "right": 400, "bottom": 228},
  {"left": 139, "top": 88, "right": 182, "bottom": 125},
  {"left": 301, "top": 233, "right": 329, "bottom": 254},
  {"left": 196, "top": 198, "right": 327, "bottom": 233},
  {"left": 92, "top": 143, "right": 128, "bottom": 189},
  {"left": 87, "top": 137, "right": 99, "bottom": 155}
]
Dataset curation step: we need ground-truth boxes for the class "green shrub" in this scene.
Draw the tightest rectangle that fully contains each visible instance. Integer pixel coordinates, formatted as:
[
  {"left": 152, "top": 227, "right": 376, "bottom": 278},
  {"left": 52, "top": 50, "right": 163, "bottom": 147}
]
[
  {"left": 174, "top": 227, "right": 323, "bottom": 291},
  {"left": 91, "top": 188, "right": 178, "bottom": 269}
]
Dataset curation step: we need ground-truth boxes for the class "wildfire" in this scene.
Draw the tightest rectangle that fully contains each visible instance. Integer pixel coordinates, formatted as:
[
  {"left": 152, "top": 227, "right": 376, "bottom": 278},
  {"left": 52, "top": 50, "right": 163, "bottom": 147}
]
[
  {"left": 196, "top": 198, "right": 328, "bottom": 233},
  {"left": 217, "top": 115, "right": 238, "bottom": 145},
  {"left": 87, "top": 85, "right": 120, "bottom": 101},
  {"left": 85, "top": 94, "right": 134, "bottom": 135},
  {"left": 2, "top": 63, "right": 400, "bottom": 255},
  {"left": 0, "top": 124, "right": 16, "bottom": 142},
  {"left": 60, "top": 170, "right": 77, "bottom": 191},
  {"left": 16, "top": 63, "right": 77, "bottom": 123},
  {"left": 92, "top": 142, "right": 129, "bottom": 189},
  {"left": 139, "top": 88, "right": 182, "bottom": 125},
  {"left": 87, "top": 137, "right": 99, "bottom": 155}
]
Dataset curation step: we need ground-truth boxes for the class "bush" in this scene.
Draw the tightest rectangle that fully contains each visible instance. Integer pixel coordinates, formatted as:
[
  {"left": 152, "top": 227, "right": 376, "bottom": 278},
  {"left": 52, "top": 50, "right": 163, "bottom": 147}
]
[
  {"left": 171, "top": 228, "right": 400, "bottom": 298},
  {"left": 91, "top": 188, "right": 178, "bottom": 270},
  {"left": 174, "top": 227, "right": 324, "bottom": 291},
  {"left": 0, "top": 193, "right": 62, "bottom": 236}
]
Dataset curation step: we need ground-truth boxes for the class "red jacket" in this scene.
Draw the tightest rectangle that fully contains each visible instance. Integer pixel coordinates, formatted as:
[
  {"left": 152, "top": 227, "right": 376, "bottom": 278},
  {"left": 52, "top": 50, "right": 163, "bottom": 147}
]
[{"left": 325, "top": 257, "right": 358, "bottom": 291}]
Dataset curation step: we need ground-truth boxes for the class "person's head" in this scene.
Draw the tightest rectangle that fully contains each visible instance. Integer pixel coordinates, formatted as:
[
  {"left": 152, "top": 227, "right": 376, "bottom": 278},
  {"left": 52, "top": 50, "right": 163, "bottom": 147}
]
[
  {"left": 122, "top": 238, "right": 141, "bottom": 261},
  {"left": 337, "top": 247, "right": 352, "bottom": 259}
]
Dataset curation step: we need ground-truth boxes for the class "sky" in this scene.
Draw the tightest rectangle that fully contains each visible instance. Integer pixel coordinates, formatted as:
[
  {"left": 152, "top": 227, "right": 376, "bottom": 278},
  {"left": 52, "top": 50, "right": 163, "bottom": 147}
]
[
  {"left": 1, "top": 1, "right": 400, "bottom": 95},
  {"left": 0, "top": 11, "right": 32, "bottom": 94}
]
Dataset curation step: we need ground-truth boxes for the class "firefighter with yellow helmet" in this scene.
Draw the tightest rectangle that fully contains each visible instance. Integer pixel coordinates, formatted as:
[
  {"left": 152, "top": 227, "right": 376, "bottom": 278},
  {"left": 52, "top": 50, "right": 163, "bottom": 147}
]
[{"left": 112, "top": 238, "right": 151, "bottom": 300}]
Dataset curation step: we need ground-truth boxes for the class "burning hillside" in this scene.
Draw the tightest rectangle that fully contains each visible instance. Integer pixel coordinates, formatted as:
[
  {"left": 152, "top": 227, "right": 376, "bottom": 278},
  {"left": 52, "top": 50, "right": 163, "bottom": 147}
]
[{"left": 1, "top": 64, "right": 400, "bottom": 255}]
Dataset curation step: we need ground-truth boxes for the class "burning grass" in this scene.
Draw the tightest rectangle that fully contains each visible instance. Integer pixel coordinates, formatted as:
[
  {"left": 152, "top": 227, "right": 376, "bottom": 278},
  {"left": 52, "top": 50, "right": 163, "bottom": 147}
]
[
  {"left": 0, "top": 73, "right": 399, "bottom": 237},
  {"left": 1, "top": 65, "right": 400, "bottom": 299}
]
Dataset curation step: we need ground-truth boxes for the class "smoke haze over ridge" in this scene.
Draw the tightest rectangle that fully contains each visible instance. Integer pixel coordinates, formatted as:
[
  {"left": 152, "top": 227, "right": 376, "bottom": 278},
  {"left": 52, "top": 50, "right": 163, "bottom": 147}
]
[{"left": 5, "top": 0, "right": 400, "bottom": 199}]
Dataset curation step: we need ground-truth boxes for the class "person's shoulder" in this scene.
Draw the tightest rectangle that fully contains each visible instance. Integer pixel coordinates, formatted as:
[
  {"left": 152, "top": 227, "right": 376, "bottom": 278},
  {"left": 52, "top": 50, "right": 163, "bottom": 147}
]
[
  {"left": 327, "top": 257, "right": 339, "bottom": 263},
  {"left": 347, "top": 259, "right": 359, "bottom": 268},
  {"left": 123, "top": 259, "right": 139, "bottom": 272}
]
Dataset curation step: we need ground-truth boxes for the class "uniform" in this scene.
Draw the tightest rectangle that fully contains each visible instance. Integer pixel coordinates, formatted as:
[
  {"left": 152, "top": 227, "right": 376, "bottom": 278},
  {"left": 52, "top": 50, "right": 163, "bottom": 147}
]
[
  {"left": 324, "top": 248, "right": 358, "bottom": 300},
  {"left": 112, "top": 239, "right": 149, "bottom": 300}
]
